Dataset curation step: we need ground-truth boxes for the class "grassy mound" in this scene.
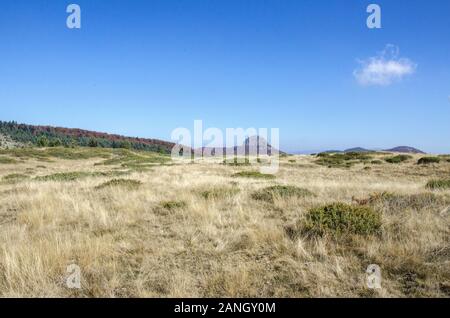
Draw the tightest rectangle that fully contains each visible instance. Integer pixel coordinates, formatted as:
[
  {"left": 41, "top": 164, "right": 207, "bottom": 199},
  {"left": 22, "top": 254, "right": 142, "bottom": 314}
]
[
  {"left": 97, "top": 149, "right": 170, "bottom": 170},
  {"left": 315, "top": 152, "right": 373, "bottom": 168},
  {"left": 35, "top": 170, "right": 127, "bottom": 182},
  {"left": 200, "top": 186, "right": 240, "bottom": 200},
  {"left": 418, "top": 157, "right": 441, "bottom": 165},
  {"left": 303, "top": 203, "right": 382, "bottom": 236},
  {"left": 385, "top": 155, "right": 412, "bottom": 164},
  {"left": 0, "top": 156, "right": 18, "bottom": 164},
  {"left": 35, "top": 172, "right": 92, "bottom": 181},
  {"left": 251, "top": 185, "right": 314, "bottom": 203},
  {"left": 232, "top": 171, "right": 276, "bottom": 179},
  {"left": 223, "top": 158, "right": 251, "bottom": 166},
  {"left": 95, "top": 178, "right": 142, "bottom": 190},
  {"left": 426, "top": 179, "right": 450, "bottom": 190},
  {"left": 160, "top": 200, "right": 187, "bottom": 210}
]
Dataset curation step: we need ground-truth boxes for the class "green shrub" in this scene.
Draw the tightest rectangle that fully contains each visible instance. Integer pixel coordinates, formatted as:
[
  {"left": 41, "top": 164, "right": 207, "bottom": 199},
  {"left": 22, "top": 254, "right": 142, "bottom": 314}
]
[
  {"left": 315, "top": 152, "right": 372, "bottom": 168},
  {"left": 36, "top": 136, "right": 49, "bottom": 147},
  {"left": 251, "top": 185, "right": 314, "bottom": 203},
  {"left": 418, "top": 157, "right": 441, "bottom": 165},
  {"left": 88, "top": 138, "right": 98, "bottom": 148},
  {"left": 119, "top": 140, "right": 132, "bottom": 149},
  {"left": 95, "top": 179, "right": 142, "bottom": 190},
  {"left": 35, "top": 170, "right": 128, "bottom": 182},
  {"left": 0, "top": 147, "right": 111, "bottom": 161},
  {"left": 160, "top": 200, "right": 187, "bottom": 210},
  {"left": 35, "top": 172, "right": 92, "bottom": 181},
  {"left": 200, "top": 187, "right": 240, "bottom": 199},
  {"left": 223, "top": 158, "right": 250, "bottom": 166},
  {"left": 97, "top": 149, "right": 170, "bottom": 168},
  {"left": 2, "top": 173, "right": 29, "bottom": 182},
  {"left": 303, "top": 203, "right": 382, "bottom": 236},
  {"left": 288, "top": 159, "right": 296, "bottom": 163},
  {"left": 385, "top": 155, "right": 412, "bottom": 164},
  {"left": 0, "top": 157, "right": 17, "bottom": 164},
  {"left": 371, "top": 160, "right": 383, "bottom": 165},
  {"left": 48, "top": 139, "right": 62, "bottom": 147},
  {"left": 232, "top": 171, "right": 276, "bottom": 179},
  {"left": 426, "top": 179, "right": 450, "bottom": 190}
]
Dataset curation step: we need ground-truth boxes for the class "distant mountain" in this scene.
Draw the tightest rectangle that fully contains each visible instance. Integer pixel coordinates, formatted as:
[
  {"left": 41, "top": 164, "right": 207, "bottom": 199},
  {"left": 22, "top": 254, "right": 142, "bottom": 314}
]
[
  {"left": 384, "top": 146, "right": 426, "bottom": 154},
  {"left": 0, "top": 121, "right": 174, "bottom": 153},
  {"left": 320, "top": 146, "right": 426, "bottom": 154},
  {"left": 344, "top": 147, "right": 373, "bottom": 153},
  {"left": 322, "top": 147, "right": 371, "bottom": 154}
]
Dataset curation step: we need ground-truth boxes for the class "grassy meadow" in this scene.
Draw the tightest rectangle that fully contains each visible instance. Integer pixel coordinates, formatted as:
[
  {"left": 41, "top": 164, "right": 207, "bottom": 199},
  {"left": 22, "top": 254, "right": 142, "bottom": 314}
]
[{"left": 0, "top": 147, "right": 449, "bottom": 297}]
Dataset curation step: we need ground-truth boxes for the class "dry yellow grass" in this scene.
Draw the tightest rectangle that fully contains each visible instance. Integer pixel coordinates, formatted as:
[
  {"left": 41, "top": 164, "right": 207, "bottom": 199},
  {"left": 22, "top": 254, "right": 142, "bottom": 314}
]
[{"left": 0, "top": 148, "right": 449, "bottom": 297}]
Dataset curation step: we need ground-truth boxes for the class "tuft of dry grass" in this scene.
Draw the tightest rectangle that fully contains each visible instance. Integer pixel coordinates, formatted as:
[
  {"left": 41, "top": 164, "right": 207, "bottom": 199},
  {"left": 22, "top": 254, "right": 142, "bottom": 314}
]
[
  {"left": 251, "top": 185, "right": 314, "bottom": 203},
  {"left": 199, "top": 186, "right": 240, "bottom": 200},
  {"left": 426, "top": 179, "right": 450, "bottom": 190},
  {"left": 232, "top": 171, "right": 276, "bottom": 179},
  {"left": 95, "top": 178, "right": 142, "bottom": 190}
]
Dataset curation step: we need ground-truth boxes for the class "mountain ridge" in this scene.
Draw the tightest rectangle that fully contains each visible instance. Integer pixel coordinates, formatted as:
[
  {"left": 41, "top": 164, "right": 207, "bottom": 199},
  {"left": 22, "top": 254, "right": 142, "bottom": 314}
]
[
  {"left": 384, "top": 146, "right": 426, "bottom": 154},
  {"left": 321, "top": 146, "right": 426, "bottom": 154}
]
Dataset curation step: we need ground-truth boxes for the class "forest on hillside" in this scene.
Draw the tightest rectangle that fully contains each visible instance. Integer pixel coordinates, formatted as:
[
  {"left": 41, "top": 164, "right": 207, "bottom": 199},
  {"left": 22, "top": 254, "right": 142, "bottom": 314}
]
[{"left": 0, "top": 121, "right": 173, "bottom": 153}]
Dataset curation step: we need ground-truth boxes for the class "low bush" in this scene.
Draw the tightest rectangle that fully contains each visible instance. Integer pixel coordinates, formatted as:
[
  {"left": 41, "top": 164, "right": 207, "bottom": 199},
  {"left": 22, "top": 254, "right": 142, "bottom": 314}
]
[
  {"left": 223, "top": 158, "right": 251, "bottom": 166},
  {"left": 426, "top": 179, "right": 450, "bottom": 190},
  {"left": 371, "top": 160, "right": 383, "bottom": 165},
  {"left": 384, "top": 155, "right": 412, "bottom": 164},
  {"left": 418, "top": 157, "right": 441, "bottom": 165},
  {"left": 200, "top": 187, "right": 240, "bottom": 200},
  {"left": 2, "top": 173, "right": 29, "bottom": 182},
  {"left": 251, "top": 185, "right": 314, "bottom": 203},
  {"left": 97, "top": 149, "right": 170, "bottom": 169},
  {"left": 35, "top": 172, "right": 91, "bottom": 181},
  {"left": 160, "top": 200, "right": 187, "bottom": 210},
  {"left": 0, "top": 157, "right": 18, "bottom": 164},
  {"left": 232, "top": 171, "right": 276, "bottom": 179},
  {"left": 303, "top": 203, "right": 382, "bottom": 236},
  {"left": 0, "top": 147, "right": 112, "bottom": 161},
  {"left": 95, "top": 179, "right": 142, "bottom": 190},
  {"left": 315, "top": 152, "right": 373, "bottom": 168},
  {"left": 367, "top": 191, "right": 443, "bottom": 211},
  {"left": 34, "top": 170, "right": 129, "bottom": 182}
]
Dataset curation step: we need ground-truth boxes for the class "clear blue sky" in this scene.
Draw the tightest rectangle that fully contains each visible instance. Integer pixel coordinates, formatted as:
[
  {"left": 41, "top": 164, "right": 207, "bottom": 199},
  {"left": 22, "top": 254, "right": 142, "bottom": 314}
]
[{"left": 1, "top": 0, "right": 449, "bottom": 153}]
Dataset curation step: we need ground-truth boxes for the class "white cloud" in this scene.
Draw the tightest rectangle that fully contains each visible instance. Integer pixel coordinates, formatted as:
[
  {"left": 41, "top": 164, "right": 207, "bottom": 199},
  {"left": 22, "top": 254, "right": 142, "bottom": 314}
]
[{"left": 353, "top": 45, "right": 417, "bottom": 86}]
